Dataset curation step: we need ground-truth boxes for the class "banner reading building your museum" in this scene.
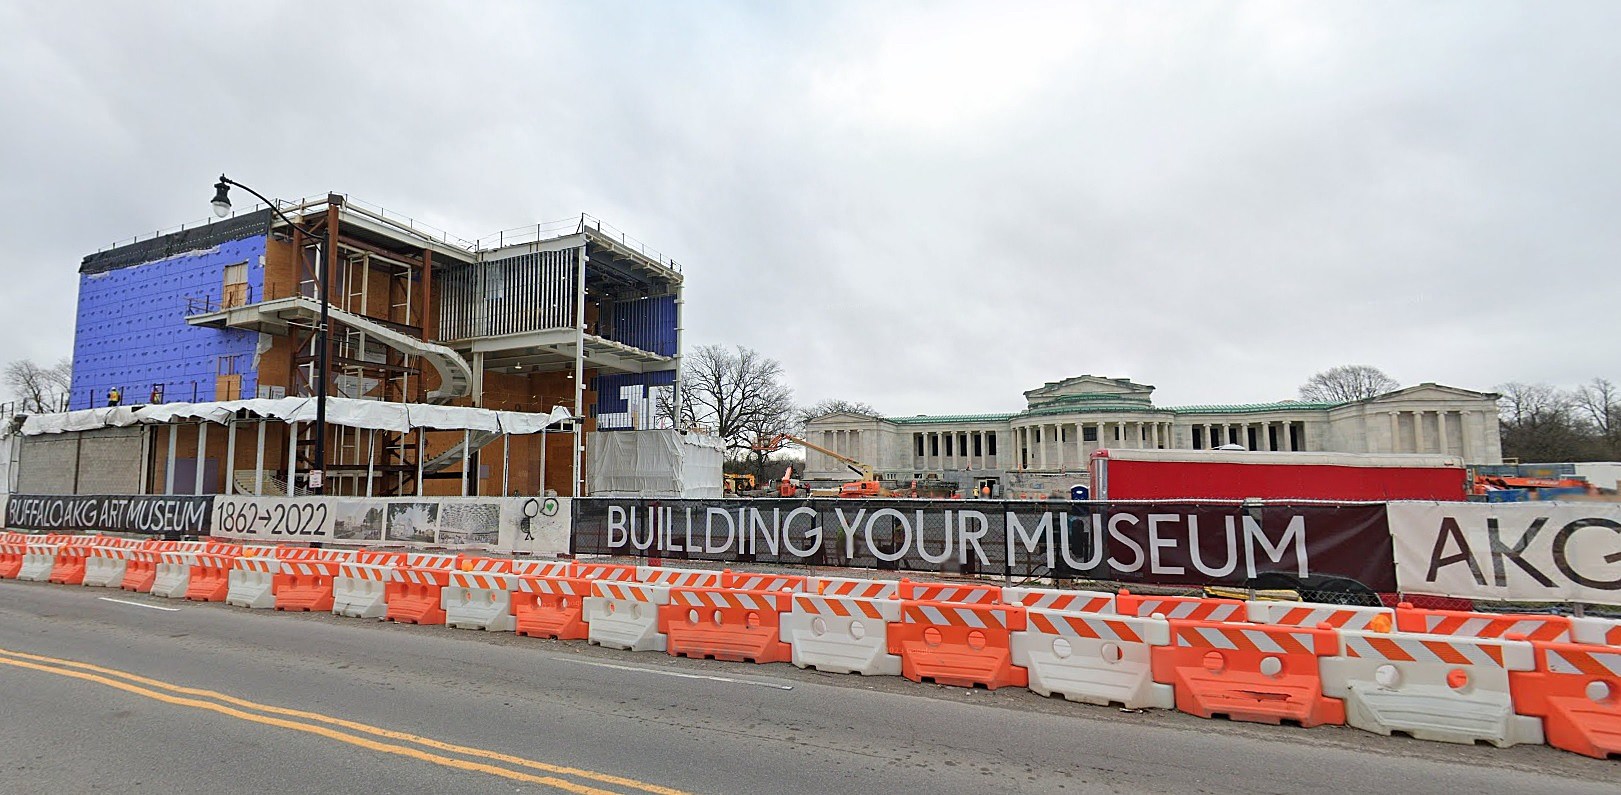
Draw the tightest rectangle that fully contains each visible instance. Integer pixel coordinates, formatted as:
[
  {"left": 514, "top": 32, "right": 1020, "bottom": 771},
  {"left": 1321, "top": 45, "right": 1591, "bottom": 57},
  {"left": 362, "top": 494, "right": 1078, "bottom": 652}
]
[
  {"left": 1389, "top": 501, "right": 1621, "bottom": 607},
  {"left": 211, "top": 495, "right": 570, "bottom": 554},
  {"left": 572, "top": 498, "right": 1396, "bottom": 590}
]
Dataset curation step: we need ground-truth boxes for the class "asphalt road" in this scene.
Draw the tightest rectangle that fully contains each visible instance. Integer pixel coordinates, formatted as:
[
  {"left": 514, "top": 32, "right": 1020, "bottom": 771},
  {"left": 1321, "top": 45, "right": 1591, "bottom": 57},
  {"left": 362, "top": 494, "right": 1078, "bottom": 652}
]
[{"left": 0, "top": 578, "right": 1613, "bottom": 794}]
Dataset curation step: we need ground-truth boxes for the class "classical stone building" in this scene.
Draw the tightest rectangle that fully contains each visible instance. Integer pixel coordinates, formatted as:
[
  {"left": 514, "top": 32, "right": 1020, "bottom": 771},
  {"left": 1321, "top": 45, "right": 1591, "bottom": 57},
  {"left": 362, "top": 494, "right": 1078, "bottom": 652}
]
[{"left": 801, "top": 375, "right": 1502, "bottom": 496}]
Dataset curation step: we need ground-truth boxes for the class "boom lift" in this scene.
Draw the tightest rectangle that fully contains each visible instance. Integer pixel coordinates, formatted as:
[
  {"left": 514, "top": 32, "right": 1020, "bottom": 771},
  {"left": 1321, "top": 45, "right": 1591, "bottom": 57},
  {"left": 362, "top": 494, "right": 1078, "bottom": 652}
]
[{"left": 752, "top": 434, "right": 892, "bottom": 498}]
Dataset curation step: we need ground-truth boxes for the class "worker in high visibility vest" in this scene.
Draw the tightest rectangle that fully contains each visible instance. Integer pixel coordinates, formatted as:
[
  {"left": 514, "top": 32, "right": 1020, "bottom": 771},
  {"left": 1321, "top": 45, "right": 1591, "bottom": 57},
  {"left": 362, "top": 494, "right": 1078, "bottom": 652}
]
[{"left": 106, "top": 387, "right": 121, "bottom": 407}]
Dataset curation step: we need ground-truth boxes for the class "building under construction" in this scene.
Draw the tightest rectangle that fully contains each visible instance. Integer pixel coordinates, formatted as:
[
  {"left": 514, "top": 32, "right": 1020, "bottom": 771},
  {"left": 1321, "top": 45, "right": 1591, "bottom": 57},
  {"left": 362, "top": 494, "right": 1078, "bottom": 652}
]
[{"left": 56, "top": 192, "right": 685, "bottom": 498}]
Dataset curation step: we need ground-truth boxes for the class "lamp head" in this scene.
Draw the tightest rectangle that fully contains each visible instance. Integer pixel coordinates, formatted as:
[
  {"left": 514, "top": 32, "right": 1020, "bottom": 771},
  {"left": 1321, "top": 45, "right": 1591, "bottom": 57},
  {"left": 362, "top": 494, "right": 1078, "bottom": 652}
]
[{"left": 211, "top": 176, "right": 232, "bottom": 218}]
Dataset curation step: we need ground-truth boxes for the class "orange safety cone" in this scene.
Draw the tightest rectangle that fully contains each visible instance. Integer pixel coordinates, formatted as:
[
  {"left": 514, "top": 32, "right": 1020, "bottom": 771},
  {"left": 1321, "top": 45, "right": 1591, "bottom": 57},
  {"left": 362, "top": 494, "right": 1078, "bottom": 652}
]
[
  {"left": 1509, "top": 640, "right": 1621, "bottom": 759},
  {"left": 1151, "top": 619, "right": 1344, "bottom": 727},
  {"left": 888, "top": 601, "right": 1028, "bottom": 690}
]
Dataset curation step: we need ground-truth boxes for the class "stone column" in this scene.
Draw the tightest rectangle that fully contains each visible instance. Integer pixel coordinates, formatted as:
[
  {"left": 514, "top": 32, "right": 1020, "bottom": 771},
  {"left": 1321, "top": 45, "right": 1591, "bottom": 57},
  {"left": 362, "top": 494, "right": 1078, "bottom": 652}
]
[
  {"left": 1388, "top": 412, "right": 1401, "bottom": 453},
  {"left": 1460, "top": 412, "right": 1475, "bottom": 461},
  {"left": 1437, "top": 411, "right": 1450, "bottom": 456}
]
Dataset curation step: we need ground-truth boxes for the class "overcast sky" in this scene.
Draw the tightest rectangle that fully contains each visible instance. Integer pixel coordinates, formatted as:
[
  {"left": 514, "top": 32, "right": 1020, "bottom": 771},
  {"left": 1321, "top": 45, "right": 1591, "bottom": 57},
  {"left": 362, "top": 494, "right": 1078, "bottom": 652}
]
[{"left": 1, "top": 1, "right": 1616, "bottom": 415}]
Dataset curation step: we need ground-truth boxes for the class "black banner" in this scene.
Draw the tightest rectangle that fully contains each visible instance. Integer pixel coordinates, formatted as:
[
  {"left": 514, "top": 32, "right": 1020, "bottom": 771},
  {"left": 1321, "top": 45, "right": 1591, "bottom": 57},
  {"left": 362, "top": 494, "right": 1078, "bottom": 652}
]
[
  {"left": 571, "top": 498, "right": 1395, "bottom": 592},
  {"left": 4, "top": 494, "right": 214, "bottom": 537}
]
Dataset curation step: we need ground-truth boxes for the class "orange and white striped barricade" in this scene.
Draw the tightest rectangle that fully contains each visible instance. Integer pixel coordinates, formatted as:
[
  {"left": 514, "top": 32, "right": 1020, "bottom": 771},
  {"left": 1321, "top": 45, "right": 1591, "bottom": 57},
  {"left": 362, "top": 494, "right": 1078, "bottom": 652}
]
[
  {"left": 898, "top": 579, "right": 1000, "bottom": 604},
  {"left": 1573, "top": 617, "right": 1621, "bottom": 648},
  {"left": 1151, "top": 620, "right": 1344, "bottom": 727},
  {"left": 228, "top": 557, "right": 282, "bottom": 609},
  {"left": 889, "top": 601, "right": 1028, "bottom": 690},
  {"left": 638, "top": 566, "right": 722, "bottom": 587},
  {"left": 1395, "top": 603, "right": 1572, "bottom": 643},
  {"left": 120, "top": 543, "right": 169, "bottom": 592},
  {"left": 150, "top": 551, "right": 199, "bottom": 598},
  {"left": 184, "top": 551, "right": 240, "bottom": 602},
  {"left": 1118, "top": 590, "right": 1245, "bottom": 622},
  {"left": 444, "top": 565, "right": 519, "bottom": 632},
  {"left": 17, "top": 542, "right": 61, "bottom": 581},
  {"left": 47, "top": 537, "right": 99, "bottom": 584},
  {"left": 586, "top": 581, "right": 671, "bottom": 652},
  {"left": 510, "top": 559, "right": 574, "bottom": 578},
  {"left": 1509, "top": 640, "right": 1621, "bottom": 759},
  {"left": 782, "top": 593, "right": 901, "bottom": 676},
  {"left": 575, "top": 561, "right": 639, "bottom": 582},
  {"left": 331, "top": 550, "right": 407, "bottom": 618},
  {"left": 386, "top": 556, "right": 463, "bottom": 625},
  {"left": 513, "top": 575, "right": 594, "bottom": 640},
  {"left": 1004, "top": 586, "right": 1115, "bottom": 614},
  {"left": 723, "top": 571, "right": 807, "bottom": 593},
  {"left": 82, "top": 540, "right": 138, "bottom": 587},
  {"left": 1013, "top": 610, "right": 1174, "bottom": 709},
  {"left": 660, "top": 587, "right": 793, "bottom": 664},
  {"left": 1247, "top": 600, "right": 1394, "bottom": 632},
  {"left": 0, "top": 542, "right": 27, "bottom": 579},
  {"left": 274, "top": 560, "right": 342, "bottom": 612},
  {"left": 1321, "top": 630, "right": 1542, "bottom": 747},
  {"left": 809, "top": 576, "right": 898, "bottom": 599}
]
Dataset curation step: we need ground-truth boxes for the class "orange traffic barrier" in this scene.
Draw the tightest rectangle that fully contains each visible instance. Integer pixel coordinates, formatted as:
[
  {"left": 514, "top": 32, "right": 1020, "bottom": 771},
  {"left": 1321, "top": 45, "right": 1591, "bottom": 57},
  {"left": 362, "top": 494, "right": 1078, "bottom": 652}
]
[
  {"left": 512, "top": 575, "right": 594, "bottom": 640},
  {"left": 723, "top": 571, "right": 807, "bottom": 593},
  {"left": 809, "top": 576, "right": 898, "bottom": 599},
  {"left": 1151, "top": 619, "right": 1344, "bottom": 727},
  {"left": 387, "top": 566, "right": 457, "bottom": 625},
  {"left": 1574, "top": 617, "right": 1621, "bottom": 648},
  {"left": 1117, "top": 590, "right": 1244, "bottom": 622},
  {"left": 898, "top": 579, "right": 1001, "bottom": 604},
  {"left": 0, "top": 543, "right": 25, "bottom": 579},
  {"left": 47, "top": 539, "right": 99, "bottom": 585},
  {"left": 273, "top": 560, "right": 340, "bottom": 612},
  {"left": 120, "top": 542, "right": 172, "bottom": 592},
  {"left": 575, "top": 562, "right": 638, "bottom": 581},
  {"left": 1395, "top": 604, "right": 1571, "bottom": 642},
  {"left": 639, "top": 566, "right": 722, "bottom": 587},
  {"left": 660, "top": 587, "right": 793, "bottom": 663},
  {"left": 183, "top": 552, "right": 239, "bottom": 602},
  {"left": 511, "top": 559, "right": 574, "bottom": 577},
  {"left": 1509, "top": 640, "right": 1621, "bottom": 759},
  {"left": 888, "top": 601, "right": 1028, "bottom": 689}
]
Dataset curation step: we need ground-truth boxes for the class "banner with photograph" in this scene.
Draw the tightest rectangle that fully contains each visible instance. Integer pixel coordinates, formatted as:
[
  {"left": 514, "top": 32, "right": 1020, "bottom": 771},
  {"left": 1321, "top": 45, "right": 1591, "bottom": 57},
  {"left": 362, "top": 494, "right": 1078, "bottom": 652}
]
[{"left": 210, "top": 495, "right": 568, "bottom": 554}]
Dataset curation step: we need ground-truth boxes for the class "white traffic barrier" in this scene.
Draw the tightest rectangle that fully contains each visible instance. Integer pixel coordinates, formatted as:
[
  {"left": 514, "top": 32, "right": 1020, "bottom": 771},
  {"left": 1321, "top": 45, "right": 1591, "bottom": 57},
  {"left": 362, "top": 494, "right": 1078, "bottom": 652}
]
[
  {"left": 586, "top": 582, "right": 670, "bottom": 652},
  {"left": 333, "top": 562, "right": 393, "bottom": 618},
  {"left": 782, "top": 594, "right": 901, "bottom": 676},
  {"left": 227, "top": 557, "right": 281, "bottom": 609},
  {"left": 1012, "top": 609, "right": 1174, "bottom": 710},
  {"left": 1321, "top": 630, "right": 1544, "bottom": 747},
  {"left": 150, "top": 552, "right": 195, "bottom": 598},
  {"left": 443, "top": 571, "right": 518, "bottom": 632},
  {"left": 808, "top": 576, "right": 898, "bottom": 599},
  {"left": 637, "top": 566, "right": 722, "bottom": 587},
  {"left": 17, "top": 543, "right": 60, "bottom": 581},
  {"left": 82, "top": 546, "right": 131, "bottom": 588},
  {"left": 1246, "top": 600, "right": 1394, "bottom": 631},
  {"left": 1003, "top": 586, "right": 1115, "bottom": 614},
  {"left": 510, "top": 559, "right": 574, "bottom": 577},
  {"left": 1572, "top": 616, "right": 1621, "bottom": 647}
]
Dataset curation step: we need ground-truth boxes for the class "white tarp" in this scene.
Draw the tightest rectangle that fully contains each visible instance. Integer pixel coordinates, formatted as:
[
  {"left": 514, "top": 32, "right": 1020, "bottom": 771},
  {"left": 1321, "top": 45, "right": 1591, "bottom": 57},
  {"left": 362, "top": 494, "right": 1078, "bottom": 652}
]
[
  {"left": 16, "top": 398, "right": 568, "bottom": 437},
  {"left": 587, "top": 430, "right": 725, "bottom": 498},
  {"left": 1389, "top": 500, "right": 1621, "bottom": 607}
]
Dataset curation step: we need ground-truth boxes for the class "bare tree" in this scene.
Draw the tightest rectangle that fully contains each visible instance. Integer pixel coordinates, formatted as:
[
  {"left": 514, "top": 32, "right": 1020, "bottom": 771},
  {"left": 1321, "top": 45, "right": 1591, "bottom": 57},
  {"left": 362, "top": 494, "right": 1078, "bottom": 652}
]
[
  {"left": 796, "top": 398, "right": 879, "bottom": 426},
  {"left": 1572, "top": 377, "right": 1618, "bottom": 438},
  {"left": 4, "top": 358, "right": 72, "bottom": 413},
  {"left": 1298, "top": 365, "right": 1400, "bottom": 403},
  {"left": 677, "top": 345, "right": 796, "bottom": 461},
  {"left": 1496, "top": 382, "right": 1596, "bottom": 462}
]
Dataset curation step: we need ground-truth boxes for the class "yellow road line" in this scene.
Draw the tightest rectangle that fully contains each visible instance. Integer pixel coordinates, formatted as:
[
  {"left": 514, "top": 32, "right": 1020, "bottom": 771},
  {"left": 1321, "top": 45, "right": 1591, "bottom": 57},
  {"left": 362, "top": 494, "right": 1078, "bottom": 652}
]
[{"left": 0, "top": 648, "right": 693, "bottom": 795}]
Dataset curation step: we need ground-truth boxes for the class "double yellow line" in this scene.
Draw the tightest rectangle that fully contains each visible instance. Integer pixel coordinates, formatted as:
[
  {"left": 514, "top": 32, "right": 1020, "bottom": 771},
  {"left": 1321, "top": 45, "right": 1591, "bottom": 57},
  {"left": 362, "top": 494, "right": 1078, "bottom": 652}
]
[{"left": 0, "top": 647, "right": 693, "bottom": 795}]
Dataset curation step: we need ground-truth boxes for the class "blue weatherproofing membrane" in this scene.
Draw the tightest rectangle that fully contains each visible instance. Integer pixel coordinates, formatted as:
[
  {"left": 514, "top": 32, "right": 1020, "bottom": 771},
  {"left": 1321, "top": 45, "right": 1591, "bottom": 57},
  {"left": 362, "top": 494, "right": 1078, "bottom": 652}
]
[
  {"left": 608, "top": 295, "right": 676, "bottom": 356},
  {"left": 592, "top": 371, "right": 677, "bottom": 429},
  {"left": 71, "top": 236, "right": 267, "bottom": 409}
]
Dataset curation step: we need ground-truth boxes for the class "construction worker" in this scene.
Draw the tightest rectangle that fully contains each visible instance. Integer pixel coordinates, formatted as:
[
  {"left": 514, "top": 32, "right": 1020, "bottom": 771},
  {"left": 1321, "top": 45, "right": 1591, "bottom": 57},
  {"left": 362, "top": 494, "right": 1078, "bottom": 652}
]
[{"left": 106, "top": 387, "right": 122, "bottom": 407}]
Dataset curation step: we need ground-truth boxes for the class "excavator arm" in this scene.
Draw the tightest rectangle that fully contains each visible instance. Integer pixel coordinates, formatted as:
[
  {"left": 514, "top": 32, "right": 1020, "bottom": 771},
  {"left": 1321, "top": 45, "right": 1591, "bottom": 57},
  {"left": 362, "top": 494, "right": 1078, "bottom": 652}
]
[{"left": 753, "top": 434, "right": 877, "bottom": 481}]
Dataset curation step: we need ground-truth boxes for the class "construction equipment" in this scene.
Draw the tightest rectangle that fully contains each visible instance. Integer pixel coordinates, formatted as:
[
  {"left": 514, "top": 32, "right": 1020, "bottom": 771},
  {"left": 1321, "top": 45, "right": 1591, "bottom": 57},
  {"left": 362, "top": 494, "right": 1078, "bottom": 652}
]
[
  {"left": 753, "top": 434, "right": 892, "bottom": 498},
  {"left": 723, "top": 473, "right": 757, "bottom": 495},
  {"left": 778, "top": 466, "right": 805, "bottom": 498}
]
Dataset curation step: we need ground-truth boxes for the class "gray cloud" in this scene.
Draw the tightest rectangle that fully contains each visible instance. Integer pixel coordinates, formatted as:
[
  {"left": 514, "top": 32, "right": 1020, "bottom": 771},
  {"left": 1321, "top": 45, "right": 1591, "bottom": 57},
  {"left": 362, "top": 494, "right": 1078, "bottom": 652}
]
[{"left": 2, "top": 1, "right": 1615, "bottom": 415}]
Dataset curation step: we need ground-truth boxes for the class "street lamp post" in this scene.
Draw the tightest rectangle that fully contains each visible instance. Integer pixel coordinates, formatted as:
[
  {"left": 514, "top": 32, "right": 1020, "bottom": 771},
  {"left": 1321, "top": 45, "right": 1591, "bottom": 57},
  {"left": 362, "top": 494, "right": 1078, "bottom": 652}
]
[{"left": 211, "top": 175, "right": 332, "bottom": 494}]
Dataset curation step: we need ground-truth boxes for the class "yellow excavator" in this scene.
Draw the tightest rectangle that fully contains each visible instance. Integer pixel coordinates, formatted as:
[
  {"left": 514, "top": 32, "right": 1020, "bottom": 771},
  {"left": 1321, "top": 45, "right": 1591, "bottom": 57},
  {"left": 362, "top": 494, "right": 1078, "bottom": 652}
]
[{"left": 752, "top": 434, "right": 894, "bottom": 498}]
